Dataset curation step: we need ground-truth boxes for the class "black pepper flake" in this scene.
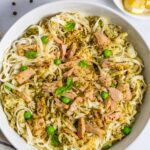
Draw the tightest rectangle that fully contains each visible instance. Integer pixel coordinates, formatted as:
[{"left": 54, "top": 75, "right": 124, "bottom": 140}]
[
  {"left": 13, "top": 11, "right": 17, "bottom": 16},
  {"left": 29, "top": 0, "right": 33, "bottom": 3},
  {"left": 12, "top": 2, "right": 16, "bottom": 6}
]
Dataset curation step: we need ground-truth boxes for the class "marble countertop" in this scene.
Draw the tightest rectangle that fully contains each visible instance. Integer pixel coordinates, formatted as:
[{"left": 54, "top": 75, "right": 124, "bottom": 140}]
[{"left": 0, "top": 0, "right": 150, "bottom": 150}]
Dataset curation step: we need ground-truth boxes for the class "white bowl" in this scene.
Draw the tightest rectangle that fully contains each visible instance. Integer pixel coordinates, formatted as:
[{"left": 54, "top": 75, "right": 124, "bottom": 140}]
[
  {"left": 0, "top": 1, "right": 150, "bottom": 150},
  {"left": 113, "top": 0, "right": 150, "bottom": 19}
]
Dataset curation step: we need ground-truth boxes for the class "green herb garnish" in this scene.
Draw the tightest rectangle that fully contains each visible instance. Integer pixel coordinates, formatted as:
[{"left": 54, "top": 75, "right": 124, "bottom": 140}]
[
  {"left": 55, "top": 86, "right": 67, "bottom": 95},
  {"left": 100, "top": 91, "right": 109, "bottom": 100},
  {"left": 47, "top": 125, "right": 55, "bottom": 136},
  {"left": 41, "top": 36, "right": 49, "bottom": 44},
  {"left": 24, "top": 111, "right": 32, "bottom": 120},
  {"left": 79, "top": 60, "right": 89, "bottom": 68},
  {"left": 103, "top": 49, "right": 112, "bottom": 58},
  {"left": 61, "top": 96, "right": 71, "bottom": 104},
  {"left": 20, "top": 65, "right": 28, "bottom": 71},
  {"left": 65, "top": 22, "right": 75, "bottom": 32},
  {"left": 122, "top": 126, "right": 132, "bottom": 135},
  {"left": 55, "top": 78, "right": 73, "bottom": 95},
  {"left": 5, "top": 85, "right": 12, "bottom": 91},
  {"left": 54, "top": 58, "right": 62, "bottom": 65},
  {"left": 51, "top": 135, "right": 60, "bottom": 147},
  {"left": 25, "top": 51, "right": 37, "bottom": 59}
]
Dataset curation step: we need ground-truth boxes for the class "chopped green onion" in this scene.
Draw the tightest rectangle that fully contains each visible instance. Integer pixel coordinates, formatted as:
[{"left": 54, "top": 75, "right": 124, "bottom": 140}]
[
  {"left": 20, "top": 65, "right": 28, "bottom": 71},
  {"left": 65, "top": 22, "right": 75, "bottom": 32},
  {"left": 61, "top": 96, "right": 71, "bottom": 104},
  {"left": 54, "top": 58, "right": 62, "bottom": 65},
  {"left": 103, "top": 49, "right": 112, "bottom": 58},
  {"left": 24, "top": 111, "right": 32, "bottom": 120},
  {"left": 25, "top": 51, "right": 37, "bottom": 59},
  {"left": 41, "top": 36, "right": 49, "bottom": 44},
  {"left": 66, "top": 78, "right": 73, "bottom": 89},
  {"left": 47, "top": 125, "right": 55, "bottom": 136},
  {"left": 101, "top": 91, "right": 109, "bottom": 100},
  {"left": 55, "top": 86, "right": 67, "bottom": 95},
  {"left": 122, "top": 126, "right": 132, "bottom": 135},
  {"left": 5, "top": 85, "right": 12, "bottom": 91},
  {"left": 55, "top": 78, "right": 73, "bottom": 95},
  {"left": 66, "top": 78, "right": 73, "bottom": 86},
  {"left": 79, "top": 60, "right": 89, "bottom": 68},
  {"left": 51, "top": 135, "right": 60, "bottom": 147}
]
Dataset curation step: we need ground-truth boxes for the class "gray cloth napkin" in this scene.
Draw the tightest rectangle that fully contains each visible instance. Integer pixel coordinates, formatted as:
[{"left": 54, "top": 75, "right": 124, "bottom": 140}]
[{"left": 0, "top": 132, "right": 15, "bottom": 150}]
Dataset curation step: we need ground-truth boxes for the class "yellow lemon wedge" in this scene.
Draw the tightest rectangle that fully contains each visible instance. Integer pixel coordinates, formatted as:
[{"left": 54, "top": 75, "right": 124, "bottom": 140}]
[
  {"left": 123, "top": 0, "right": 146, "bottom": 14},
  {"left": 145, "top": 0, "right": 150, "bottom": 9}
]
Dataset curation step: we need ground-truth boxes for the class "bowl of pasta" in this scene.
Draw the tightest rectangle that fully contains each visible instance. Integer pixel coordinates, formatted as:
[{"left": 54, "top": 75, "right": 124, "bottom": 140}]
[{"left": 0, "top": 1, "right": 150, "bottom": 150}]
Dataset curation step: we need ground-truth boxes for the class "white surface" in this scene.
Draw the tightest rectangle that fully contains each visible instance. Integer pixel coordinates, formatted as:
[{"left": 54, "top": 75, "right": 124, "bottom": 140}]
[{"left": 0, "top": 0, "right": 150, "bottom": 150}]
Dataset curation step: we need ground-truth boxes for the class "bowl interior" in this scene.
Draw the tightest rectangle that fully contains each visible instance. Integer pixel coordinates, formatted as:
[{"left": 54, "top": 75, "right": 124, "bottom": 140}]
[{"left": 0, "top": 1, "right": 150, "bottom": 150}]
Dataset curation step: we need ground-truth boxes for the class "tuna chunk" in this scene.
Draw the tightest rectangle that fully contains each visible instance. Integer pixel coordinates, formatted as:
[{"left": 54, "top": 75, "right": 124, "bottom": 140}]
[
  {"left": 66, "top": 43, "right": 77, "bottom": 59},
  {"left": 105, "top": 98, "right": 116, "bottom": 111},
  {"left": 118, "top": 83, "right": 132, "bottom": 101},
  {"left": 16, "top": 68, "right": 35, "bottom": 84},
  {"left": 61, "top": 44, "right": 67, "bottom": 61},
  {"left": 42, "top": 80, "right": 62, "bottom": 93},
  {"left": 63, "top": 68, "right": 74, "bottom": 77},
  {"left": 77, "top": 118, "right": 85, "bottom": 139},
  {"left": 94, "top": 32, "right": 110, "bottom": 48},
  {"left": 102, "top": 59, "right": 112, "bottom": 68},
  {"left": 15, "top": 91, "right": 31, "bottom": 102},
  {"left": 53, "top": 36, "right": 64, "bottom": 44},
  {"left": 33, "top": 118, "right": 46, "bottom": 137},
  {"left": 99, "top": 72, "right": 112, "bottom": 87},
  {"left": 60, "top": 59, "right": 80, "bottom": 69},
  {"left": 67, "top": 97, "right": 83, "bottom": 115},
  {"left": 104, "top": 112, "right": 120, "bottom": 123},
  {"left": 55, "top": 98, "right": 69, "bottom": 110},
  {"left": 85, "top": 88, "right": 94, "bottom": 101},
  {"left": 63, "top": 91, "right": 77, "bottom": 99},
  {"left": 37, "top": 98, "right": 46, "bottom": 117},
  {"left": 85, "top": 123, "right": 104, "bottom": 137},
  {"left": 109, "top": 87, "right": 123, "bottom": 101}
]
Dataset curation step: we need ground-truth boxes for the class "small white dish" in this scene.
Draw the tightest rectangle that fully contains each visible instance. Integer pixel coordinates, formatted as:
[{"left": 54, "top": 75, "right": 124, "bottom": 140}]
[{"left": 113, "top": 0, "right": 150, "bottom": 19}]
